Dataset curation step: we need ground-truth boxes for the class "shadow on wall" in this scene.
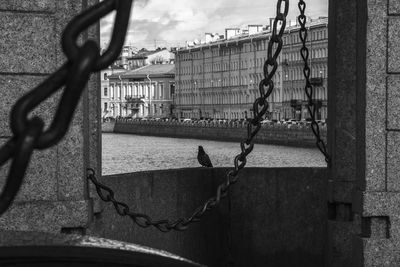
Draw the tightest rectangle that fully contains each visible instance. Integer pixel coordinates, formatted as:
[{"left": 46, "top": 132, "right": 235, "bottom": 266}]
[{"left": 89, "top": 167, "right": 328, "bottom": 267}]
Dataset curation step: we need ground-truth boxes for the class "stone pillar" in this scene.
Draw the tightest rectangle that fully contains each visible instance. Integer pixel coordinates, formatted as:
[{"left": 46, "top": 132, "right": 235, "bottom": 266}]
[
  {"left": 330, "top": 0, "right": 400, "bottom": 265},
  {"left": 352, "top": 0, "right": 400, "bottom": 265},
  {"left": 327, "top": 0, "right": 360, "bottom": 265},
  {"left": 0, "top": 0, "right": 100, "bottom": 234}
]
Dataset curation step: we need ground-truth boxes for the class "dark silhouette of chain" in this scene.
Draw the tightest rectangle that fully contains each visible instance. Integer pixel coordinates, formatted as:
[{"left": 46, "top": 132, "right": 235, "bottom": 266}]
[
  {"left": 86, "top": 0, "right": 289, "bottom": 232},
  {"left": 0, "top": 0, "right": 132, "bottom": 216},
  {"left": 298, "top": 0, "right": 331, "bottom": 164}
]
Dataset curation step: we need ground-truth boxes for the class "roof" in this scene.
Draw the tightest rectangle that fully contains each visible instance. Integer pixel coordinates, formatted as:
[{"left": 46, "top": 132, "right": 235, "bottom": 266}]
[
  {"left": 176, "top": 17, "right": 328, "bottom": 52},
  {"left": 126, "top": 49, "right": 165, "bottom": 60},
  {"left": 109, "top": 64, "right": 175, "bottom": 79}
]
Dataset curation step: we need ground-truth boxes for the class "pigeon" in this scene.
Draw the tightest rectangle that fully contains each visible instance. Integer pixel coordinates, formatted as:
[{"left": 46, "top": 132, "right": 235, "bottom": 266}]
[{"left": 197, "top": 146, "right": 213, "bottom": 167}]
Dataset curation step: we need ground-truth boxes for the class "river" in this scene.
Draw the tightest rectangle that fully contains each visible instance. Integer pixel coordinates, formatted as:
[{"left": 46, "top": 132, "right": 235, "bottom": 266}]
[{"left": 102, "top": 133, "right": 327, "bottom": 175}]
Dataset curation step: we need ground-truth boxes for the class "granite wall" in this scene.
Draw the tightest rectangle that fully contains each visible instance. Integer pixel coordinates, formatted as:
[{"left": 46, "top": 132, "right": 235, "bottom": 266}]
[
  {"left": 352, "top": 0, "right": 400, "bottom": 265},
  {"left": 112, "top": 121, "right": 326, "bottom": 148},
  {"left": 0, "top": 0, "right": 100, "bottom": 234},
  {"left": 329, "top": 0, "right": 400, "bottom": 266},
  {"left": 89, "top": 167, "right": 328, "bottom": 267}
]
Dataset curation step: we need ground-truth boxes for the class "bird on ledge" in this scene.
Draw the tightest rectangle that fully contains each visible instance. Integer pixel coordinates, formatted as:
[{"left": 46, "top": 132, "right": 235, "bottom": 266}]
[{"left": 197, "top": 145, "right": 213, "bottom": 167}]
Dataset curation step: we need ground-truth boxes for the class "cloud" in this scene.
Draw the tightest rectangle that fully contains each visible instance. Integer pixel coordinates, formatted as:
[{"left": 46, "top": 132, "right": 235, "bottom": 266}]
[{"left": 100, "top": 0, "right": 328, "bottom": 49}]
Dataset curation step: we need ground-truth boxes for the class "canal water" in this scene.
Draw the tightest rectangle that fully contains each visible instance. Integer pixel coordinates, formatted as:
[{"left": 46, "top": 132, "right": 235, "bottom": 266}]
[{"left": 102, "top": 133, "right": 327, "bottom": 175}]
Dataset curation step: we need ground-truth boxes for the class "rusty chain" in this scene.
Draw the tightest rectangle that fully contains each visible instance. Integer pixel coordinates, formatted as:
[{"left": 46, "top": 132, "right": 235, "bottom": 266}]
[
  {"left": 0, "top": 0, "right": 132, "bottom": 216},
  {"left": 86, "top": 0, "right": 289, "bottom": 232},
  {"left": 298, "top": 0, "right": 331, "bottom": 164}
]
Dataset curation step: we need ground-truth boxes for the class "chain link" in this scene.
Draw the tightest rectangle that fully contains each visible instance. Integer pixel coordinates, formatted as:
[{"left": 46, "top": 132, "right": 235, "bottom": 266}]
[
  {"left": 86, "top": 0, "right": 289, "bottom": 232},
  {"left": 298, "top": 0, "right": 331, "bottom": 164},
  {"left": 0, "top": 0, "right": 132, "bottom": 216}
]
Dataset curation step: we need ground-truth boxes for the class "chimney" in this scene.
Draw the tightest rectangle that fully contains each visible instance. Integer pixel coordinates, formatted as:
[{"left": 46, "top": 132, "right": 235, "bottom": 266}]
[
  {"left": 205, "top": 33, "right": 213, "bottom": 43},
  {"left": 225, "top": 28, "right": 240, "bottom": 39},
  {"left": 248, "top": 25, "right": 263, "bottom": 35}
]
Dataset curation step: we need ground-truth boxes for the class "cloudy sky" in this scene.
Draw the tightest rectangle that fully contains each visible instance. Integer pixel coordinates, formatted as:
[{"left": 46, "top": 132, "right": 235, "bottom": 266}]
[{"left": 100, "top": 0, "right": 328, "bottom": 50}]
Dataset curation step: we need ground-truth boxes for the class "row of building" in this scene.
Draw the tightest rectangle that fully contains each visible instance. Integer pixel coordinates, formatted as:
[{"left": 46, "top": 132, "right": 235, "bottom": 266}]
[{"left": 101, "top": 17, "right": 328, "bottom": 121}]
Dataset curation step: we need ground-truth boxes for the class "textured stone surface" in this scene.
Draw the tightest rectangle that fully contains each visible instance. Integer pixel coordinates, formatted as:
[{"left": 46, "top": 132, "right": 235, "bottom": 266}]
[
  {"left": 387, "top": 75, "right": 400, "bottom": 129},
  {"left": 57, "top": 123, "right": 86, "bottom": 200},
  {"left": 0, "top": 12, "right": 56, "bottom": 74},
  {"left": 387, "top": 131, "right": 400, "bottom": 191},
  {"left": 388, "top": 17, "right": 400, "bottom": 73},
  {"left": 327, "top": 220, "right": 359, "bottom": 267},
  {"left": 0, "top": 200, "right": 91, "bottom": 233},
  {"left": 0, "top": 0, "right": 98, "bottom": 232},
  {"left": 0, "top": 0, "right": 55, "bottom": 12},
  {"left": 0, "top": 139, "right": 58, "bottom": 202},
  {"left": 89, "top": 167, "right": 328, "bottom": 267},
  {"left": 364, "top": 0, "right": 387, "bottom": 192},
  {"left": 354, "top": 237, "right": 400, "bottom": 267},
  {"left": 389, "top": 0, "right": 400, "bottom": 15},
  {"left": 0, "top": 75, "right": 59, "bottom": 137},
  {"left": 328, "top": 181, "right": 355, "bottom": 203},
  {"left": 354, "top": 191, "right": 400, "bottom": 239}
]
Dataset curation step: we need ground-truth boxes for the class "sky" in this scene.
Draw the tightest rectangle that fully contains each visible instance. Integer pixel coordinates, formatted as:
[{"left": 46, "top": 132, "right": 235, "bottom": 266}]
[{"left": 100, "top": 0, "right": 328, "bottom": 50}]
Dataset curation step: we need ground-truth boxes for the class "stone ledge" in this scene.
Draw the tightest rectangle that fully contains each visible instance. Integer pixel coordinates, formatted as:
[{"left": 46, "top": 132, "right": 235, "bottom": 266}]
[{"left": 0, "top": 231, "right": 203, "bottom": 267}]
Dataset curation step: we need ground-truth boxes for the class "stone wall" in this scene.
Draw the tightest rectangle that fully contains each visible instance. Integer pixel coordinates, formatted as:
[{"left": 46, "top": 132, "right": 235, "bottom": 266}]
[
  {"left": 112, "top": 121, "right": 327, "bottom": 148},
  {"left": 89, "top": 167, "right": 328, "bottom": 267},
  {"left": 353, "top": 0, "right": 400, "bottom": 265},
  {"left": 0, "top": 0, "right": 99, "bottom": 234},
  {"left": 102, "top": 121, "right": 116, "bottom": 133}
]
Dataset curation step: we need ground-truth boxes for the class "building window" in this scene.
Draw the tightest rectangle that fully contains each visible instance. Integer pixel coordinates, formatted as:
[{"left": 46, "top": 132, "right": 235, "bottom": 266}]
[
  {"left": 104, "top": 73, "right": 108, "bottom": 80},
  {"left": 110, "top": 85, "right": 114, "bottom": 99},
  {"left": 159, "top": 83, "right": 164, "bottom": 98},
  {"left": 104, "top": 87, "right": 108, "bottom": 96},
  {"left": 104, "top": 102, "right": 108, "bottom": 111}
]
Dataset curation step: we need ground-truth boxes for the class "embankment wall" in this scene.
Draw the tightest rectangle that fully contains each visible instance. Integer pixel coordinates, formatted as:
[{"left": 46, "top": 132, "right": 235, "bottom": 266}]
[{"left": 110, "top": 120, "right": 327, "bottom": 148}]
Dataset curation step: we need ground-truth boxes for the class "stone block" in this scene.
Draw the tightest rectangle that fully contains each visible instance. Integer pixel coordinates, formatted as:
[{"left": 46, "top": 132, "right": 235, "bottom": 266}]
[
  {"left": 327, "top": 220, "right": 359, "bottom": 267},
  {"left": 0, "top": 12, "right": 56, "bottom": 74},
  {"left": 0, "top": 138, "right": 58, "bottom": 202},
  {"left": 0, "top": 0, "right": 55, "bottom": 12},
  {"left": 57, "top": 123, "right": 85, "bottom": 201},
  {"left": 328, "top": 180, "right": 355, "bottom": 203},
  {"left": 387, "top": 131, "right": 400, "bottom": 191},
  {"left": 0, "top": 200, "right": 92, "bottom": 232},
  {"left": 354, "top": 237, "right": 400, "bottom": 267},
  {"left": 388, "top": 17, "right": 400, "bottom": 73},
  {"left": 0, "top": 75, "right": 60, "bottom": 137},
  {"left": 353, "top": 191, "right": 400, "bottom": 239},
  {"left": 387, "top": 75, "right": 400, "bottom": 130},
  {"left": 388, "top": 0, "right": 400, "bottom": 15},
  {"left": 333, "top": 129, "right": 356, "bottom": 182}
]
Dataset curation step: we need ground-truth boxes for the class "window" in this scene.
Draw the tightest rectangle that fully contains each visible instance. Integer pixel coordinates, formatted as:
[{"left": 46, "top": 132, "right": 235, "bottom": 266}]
[
  {"left": 159, "top": 83, "right": 164, "bottom": 98},
  {"left": 104, "top": 73, "right": 108, "bottom": 80},
  {"left": 104, "top": 102, "right": 108, "bottom": 111},
  {"left": 110, "top": 85, "right": 114, "bottom": 98},
  {"left": 104, "top": 87, "right": 108, "bottom": 97}
]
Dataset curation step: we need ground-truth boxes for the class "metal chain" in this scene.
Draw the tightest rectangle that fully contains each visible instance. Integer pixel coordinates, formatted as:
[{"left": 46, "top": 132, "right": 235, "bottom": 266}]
[
  {"left": 86, "top": 0, "right": 289, "bottom": 232},
  {"left": 298, "top": 0, "right": 331, "bottom": 164},
  {"left": 0, "top": 0, "right": 133, "bottom": 216}
]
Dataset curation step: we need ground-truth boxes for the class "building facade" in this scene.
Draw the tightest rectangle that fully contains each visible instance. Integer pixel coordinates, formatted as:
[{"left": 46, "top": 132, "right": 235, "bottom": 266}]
[
  {"left": 107, "top": 64, "right": 175, "bottom": 118},
  {"left": 174, "top": 18, "right": 328, "bottom": 121},
  {"left": 100, "top": 66, "right": 126, "bottom": 119}
]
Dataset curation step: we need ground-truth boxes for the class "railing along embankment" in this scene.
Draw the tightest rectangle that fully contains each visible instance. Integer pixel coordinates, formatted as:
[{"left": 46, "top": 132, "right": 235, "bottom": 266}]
[{"left": 110, "top": 120, "right": 327, "bottom": 148}]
